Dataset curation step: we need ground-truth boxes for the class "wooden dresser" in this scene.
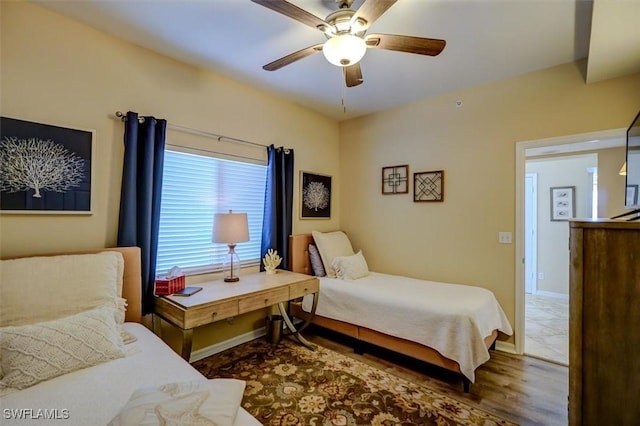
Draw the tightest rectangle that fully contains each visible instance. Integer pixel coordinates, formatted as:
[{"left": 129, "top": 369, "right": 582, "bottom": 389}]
[{"left": 569, "top": 220, "right": 640, "bottom": 426}]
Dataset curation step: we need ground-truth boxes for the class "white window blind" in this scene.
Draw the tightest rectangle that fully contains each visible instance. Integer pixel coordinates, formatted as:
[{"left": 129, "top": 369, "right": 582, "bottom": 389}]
[{"left": 156, "top": 149, "right": 267, "bottom": 276}]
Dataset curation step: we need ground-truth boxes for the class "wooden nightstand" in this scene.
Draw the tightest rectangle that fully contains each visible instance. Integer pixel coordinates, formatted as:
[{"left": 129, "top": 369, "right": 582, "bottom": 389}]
[{"left": 153, "top": 270, "right": 319, "bottom": 361}]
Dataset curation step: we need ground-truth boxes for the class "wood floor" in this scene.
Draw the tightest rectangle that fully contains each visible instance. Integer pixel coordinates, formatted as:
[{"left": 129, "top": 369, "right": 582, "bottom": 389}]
[{"left": 303, "top": 326, "right": 568, "bottom": 426}]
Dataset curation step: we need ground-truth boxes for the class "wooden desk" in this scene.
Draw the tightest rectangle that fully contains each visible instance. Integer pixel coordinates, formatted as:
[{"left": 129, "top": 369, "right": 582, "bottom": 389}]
[{"left": 153, "top": 270, "right": 319, "bottom": 361}]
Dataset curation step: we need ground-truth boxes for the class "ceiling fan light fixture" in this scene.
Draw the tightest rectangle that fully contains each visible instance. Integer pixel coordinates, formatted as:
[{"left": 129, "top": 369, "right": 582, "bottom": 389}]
[{"left": 323, "top": 34, "right": 367, "bottom": 67}]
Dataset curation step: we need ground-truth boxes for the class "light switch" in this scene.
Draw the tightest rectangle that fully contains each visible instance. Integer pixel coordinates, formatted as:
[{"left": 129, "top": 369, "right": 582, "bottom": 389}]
[{"left": 498, "top": 232, "right": 512, "bottom": 244}]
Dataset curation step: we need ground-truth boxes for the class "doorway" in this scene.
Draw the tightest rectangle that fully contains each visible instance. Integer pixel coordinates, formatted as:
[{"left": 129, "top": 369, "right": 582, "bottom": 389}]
[{"left": 514, "top": 128, "right": 627, "bottom": 361}]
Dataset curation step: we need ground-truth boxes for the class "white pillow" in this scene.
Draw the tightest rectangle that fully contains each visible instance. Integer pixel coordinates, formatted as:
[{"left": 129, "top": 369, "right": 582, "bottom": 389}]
[
  {"left": 0, "top": 252, "right": 125, "bottom": 327},
  {"left": 332, "top": 250, "right": 370, "bottom": 280},
  {"left": 311, "top": 230, "right": 355, "bottom": 278},
  {"left": 0, "top": 305, "right": 126, "bottom": 394},
  {"left": 108, "top": 379, "right": 246, "bottom": 426}
]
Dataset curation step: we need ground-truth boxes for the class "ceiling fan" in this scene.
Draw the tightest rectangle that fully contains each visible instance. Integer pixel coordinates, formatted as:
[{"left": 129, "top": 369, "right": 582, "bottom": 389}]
[{"left": 250, "top": 0, "right": 446, "bottom": 88}]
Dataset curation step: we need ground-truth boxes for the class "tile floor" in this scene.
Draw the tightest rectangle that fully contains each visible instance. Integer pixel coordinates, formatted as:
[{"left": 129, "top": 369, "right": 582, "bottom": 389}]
[{"left": 525, "top": 293, "right": 569, "bottom": 365}]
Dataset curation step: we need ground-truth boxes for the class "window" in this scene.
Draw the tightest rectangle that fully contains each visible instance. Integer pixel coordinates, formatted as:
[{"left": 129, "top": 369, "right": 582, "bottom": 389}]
[{"left": 156, "top": 148, "right": 267, "bottom": 276}]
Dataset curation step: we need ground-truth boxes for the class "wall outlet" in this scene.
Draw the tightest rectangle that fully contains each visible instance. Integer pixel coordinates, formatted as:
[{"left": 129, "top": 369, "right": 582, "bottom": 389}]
[
  {"left": 498, "top": 232, "right": 512, "bottom": 244},
  {"left": 538, "top": 272, "right": 545, "bottom": 280}
]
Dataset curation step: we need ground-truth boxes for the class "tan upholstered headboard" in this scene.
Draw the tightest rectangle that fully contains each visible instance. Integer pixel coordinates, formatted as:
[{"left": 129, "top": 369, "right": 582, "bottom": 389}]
[
  {"left": 289, "top": 234, "right": 315, "bottom": 274},
  {"left": 2, "top": 247, "right": 142, "bottom": 323}
]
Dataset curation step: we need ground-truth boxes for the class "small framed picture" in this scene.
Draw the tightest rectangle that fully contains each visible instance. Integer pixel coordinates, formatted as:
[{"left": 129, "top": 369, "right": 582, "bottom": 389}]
[
  {"left": 550, "top": 186, "right": 575, "bottom": 221},
  {"left": 626, "top": 184, "right": 639, "bottom": 206},
  {"left": 0, "top": 116, "right": 94, "bottom": 214},
  {"left": 382, "top": 165, "right": 409, "bottom": 194},
  {"left": 300, "top": 171, "right": 331, "bottom": 219},
  {"left": 414, "top": 170, "right": 444, "bottom": 202}
]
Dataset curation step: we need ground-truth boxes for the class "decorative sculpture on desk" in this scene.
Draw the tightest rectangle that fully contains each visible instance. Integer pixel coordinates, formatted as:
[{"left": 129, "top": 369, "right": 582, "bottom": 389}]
[{"left": 263, "top": 249, "right": 282, "bottom": 274}]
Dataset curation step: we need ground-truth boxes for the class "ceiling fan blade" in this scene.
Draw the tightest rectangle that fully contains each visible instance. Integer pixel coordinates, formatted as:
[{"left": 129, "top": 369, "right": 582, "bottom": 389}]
[
  {"left": 344, "top": 63, "right": 363, "bottom": 87},
  {"left": 251, "top": 0, "right": 330, "bottom": 32},
  {"left": 263, "top": 44, "right": 324, "bottom": 71},
  {"left": 365, "top": 33, "right": 446, "bottom": 56},
  {"left": 350, "top": 0, "right": 398, "bottom": 31}
]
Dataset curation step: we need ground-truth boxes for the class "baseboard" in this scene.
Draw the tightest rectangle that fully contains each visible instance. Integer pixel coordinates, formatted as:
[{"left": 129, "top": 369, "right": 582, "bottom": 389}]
[
  {"left": 190, "top": 327, "right": 266, "bottom": 362},
  {"left": 495, "top": 341, "right": 517, "bottom": 354},
  {"left": 189, "top": 321, "right": 296, "bottom": 362},
  {"left": 190, "top": 326, "right": 519, "bottom": 361},
  {"left": 533, "top": 290, "right": 569, "bottom": 300}
]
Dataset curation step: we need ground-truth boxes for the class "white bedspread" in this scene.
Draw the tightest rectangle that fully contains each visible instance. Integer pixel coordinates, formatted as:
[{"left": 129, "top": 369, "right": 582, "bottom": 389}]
[
  {"left": 0, "top": 323, "right": 260, "bottom": 426},
  {"left": 302, "top": 272, "right": 512, "bottom": 382}
]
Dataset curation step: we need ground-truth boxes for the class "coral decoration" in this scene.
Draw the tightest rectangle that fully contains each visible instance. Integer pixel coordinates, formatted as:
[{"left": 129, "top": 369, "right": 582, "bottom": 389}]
[{"left": 263, "top": 249, "right": 282, "bottom": 274}]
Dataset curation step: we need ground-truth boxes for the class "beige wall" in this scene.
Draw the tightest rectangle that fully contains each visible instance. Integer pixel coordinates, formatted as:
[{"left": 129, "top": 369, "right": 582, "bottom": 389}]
[
  {"left": 0, "top": 1, "right": 340, "bottom": 256},
  {"left": 339, "top": 62, "right": 640, "bottom": 342},
  {"left": 0, "top": 1, "right": 340, "bottom": 352}
]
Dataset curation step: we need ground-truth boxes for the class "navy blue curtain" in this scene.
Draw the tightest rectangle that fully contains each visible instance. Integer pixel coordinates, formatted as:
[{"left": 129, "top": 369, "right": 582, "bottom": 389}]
[
  {"left": 261, "top": 145, "right": 294, "bottom": 271},
  {"left": 117, "top": 111, "right": 166, "bottom": 315}
]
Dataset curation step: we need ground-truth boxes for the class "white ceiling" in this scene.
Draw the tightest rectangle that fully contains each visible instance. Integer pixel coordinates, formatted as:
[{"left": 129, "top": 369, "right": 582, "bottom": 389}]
[{"left": 30, "top": 0, "right": 640, "bottom": 121}]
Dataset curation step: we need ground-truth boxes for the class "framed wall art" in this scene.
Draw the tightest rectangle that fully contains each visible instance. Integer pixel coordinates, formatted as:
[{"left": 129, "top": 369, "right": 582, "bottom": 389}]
[
  {"left": 626, "top": 184, "right": 639, "bottom": 206},
  {"left": 300, "top": 171, "right": 331, "bottom": 219},
  {"left": 550, "top": 186, "right": 575, "bottom": 221},
  {"left": 382, "top": 164, "right": 409, "bottom": 194},
  {"left": 0, "top": 116, "right": 94, "bottom": 214},
  {"left": 414, "top": 170, "right": 444, "bottom": 202}
]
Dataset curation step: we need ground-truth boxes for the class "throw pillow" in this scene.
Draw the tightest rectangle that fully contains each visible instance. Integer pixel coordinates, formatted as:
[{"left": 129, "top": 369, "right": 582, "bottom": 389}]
[
  {"left": 107, "top": 379, "right": 246, "bottom": 426},
  {"left": 0, "top": 305, "right": 125, "bottom": 394},
  {"left": 332, "top": 250, "right": 370, "bottom": 280},
  {"left": 0, "top": 251, "right": 125, "bottom": 327},
  {"left": 308, "top": 244, "right": 326, "bottom": 277},
  {"left": 311, "top": 230, "right": 355, "bottom": 278}
]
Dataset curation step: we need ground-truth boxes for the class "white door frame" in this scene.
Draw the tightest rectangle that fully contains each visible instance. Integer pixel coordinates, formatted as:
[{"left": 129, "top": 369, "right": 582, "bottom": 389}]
[
  {"left": 524, "top": 173, "right": 537, "bottom": 295},
  {"left": 514, "top": 128, "right": 625, "bottom": 354}
]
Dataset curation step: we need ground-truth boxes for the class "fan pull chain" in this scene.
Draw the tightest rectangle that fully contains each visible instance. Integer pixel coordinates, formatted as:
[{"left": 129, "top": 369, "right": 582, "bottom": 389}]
[{"left": 341, "top": 68, "right": 347, "bottom": 114}]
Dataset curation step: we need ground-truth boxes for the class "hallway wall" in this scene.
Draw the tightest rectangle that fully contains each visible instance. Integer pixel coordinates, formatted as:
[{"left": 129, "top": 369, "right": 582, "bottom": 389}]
[{"left": 526, "top": 154, "right": 597, "bottom": 295}]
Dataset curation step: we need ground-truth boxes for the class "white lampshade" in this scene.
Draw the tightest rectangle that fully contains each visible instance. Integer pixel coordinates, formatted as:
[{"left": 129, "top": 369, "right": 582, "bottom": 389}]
[
  {"left": 323, "top": 34, "right": 367, "bottom": 67},
  {"left": 619, "top": 161, "right": 627, "bottom": 176},
  {"left": 212, "top": 212, "right": 249, "bottom": 244}
]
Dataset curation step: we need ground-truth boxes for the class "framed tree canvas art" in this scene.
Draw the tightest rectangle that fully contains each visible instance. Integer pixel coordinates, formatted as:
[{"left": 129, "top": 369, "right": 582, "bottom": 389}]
[
  {"left": 301, "top": 171, "right": 331, "bottom": 219},
  {"left": 0, "top": 116, "right": 94, "bottom": 214}
]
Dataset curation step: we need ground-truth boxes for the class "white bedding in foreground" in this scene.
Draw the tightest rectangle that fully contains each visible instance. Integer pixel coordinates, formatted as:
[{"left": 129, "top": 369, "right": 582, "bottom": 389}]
[
  {"left": 0, "top": 323, "right": 260, "bottom": 426},
  {"left": 303, "top": 272, "right": 513, "bottom": 382}
]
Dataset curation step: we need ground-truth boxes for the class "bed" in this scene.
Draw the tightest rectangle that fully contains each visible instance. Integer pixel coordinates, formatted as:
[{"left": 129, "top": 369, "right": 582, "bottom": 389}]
[
  {"left": 288, "top": 232, "right": 513, "bottom": 391},
  {"left": 0, "top": 247, "right": 260, "bottom": 426}
]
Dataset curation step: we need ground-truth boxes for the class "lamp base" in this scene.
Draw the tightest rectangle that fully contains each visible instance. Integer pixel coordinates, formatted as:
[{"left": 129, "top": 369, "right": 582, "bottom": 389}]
[{"left": 224, "top": 276, "right": 240, "bottom": 283}]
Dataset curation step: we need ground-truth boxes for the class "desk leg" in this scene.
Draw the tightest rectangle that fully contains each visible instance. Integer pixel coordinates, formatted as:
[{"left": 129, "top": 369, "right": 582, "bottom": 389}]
[
  {"left": 181, "top": 329, "right": 194, "bottom": 362},
  {"left": 278, "top": 301, "right": 315, "bottom": 350},
  {"left": 290, "top": 292, "right": 319, "bottom": 334}
]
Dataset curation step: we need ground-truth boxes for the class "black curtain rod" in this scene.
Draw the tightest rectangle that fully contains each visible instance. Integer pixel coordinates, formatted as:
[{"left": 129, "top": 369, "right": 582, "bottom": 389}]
[{"left": 114, "top": 111, "right": 267, "bottom": 149}]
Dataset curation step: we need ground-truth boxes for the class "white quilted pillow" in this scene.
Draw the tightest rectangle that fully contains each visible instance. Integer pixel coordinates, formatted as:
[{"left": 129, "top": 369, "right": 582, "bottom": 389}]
[
  {"left": 108, "top": 379, "right": 246, "bottom": 426},
  {"left": 0, "top": 252, "right": 124, "bottom": 327},
  {"left": 311, "top": 230, "right": 355, "bottom": 278},
  {"left": 0, "top": 305, "right": 125, "bottom": 394},
  {"left": 332, "top": 250, "right": 370, "bottom": 280}
]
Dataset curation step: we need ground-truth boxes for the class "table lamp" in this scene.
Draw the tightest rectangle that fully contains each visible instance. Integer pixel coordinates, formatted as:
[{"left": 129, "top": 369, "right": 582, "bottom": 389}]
[{"left": 212, "top": 211, "right": 249, "bottom": 283}]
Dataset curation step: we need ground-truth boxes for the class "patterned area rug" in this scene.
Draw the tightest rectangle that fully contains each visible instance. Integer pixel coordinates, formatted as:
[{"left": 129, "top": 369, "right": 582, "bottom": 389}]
[{"left": 193, "top": 338, "right": 518, "bottom": 426}]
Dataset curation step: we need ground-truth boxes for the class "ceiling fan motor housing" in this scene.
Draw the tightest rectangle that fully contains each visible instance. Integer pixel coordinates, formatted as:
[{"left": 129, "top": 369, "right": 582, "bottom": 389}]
[{"left": 323, "top": 9, "right": 366, "bottom": 38}]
